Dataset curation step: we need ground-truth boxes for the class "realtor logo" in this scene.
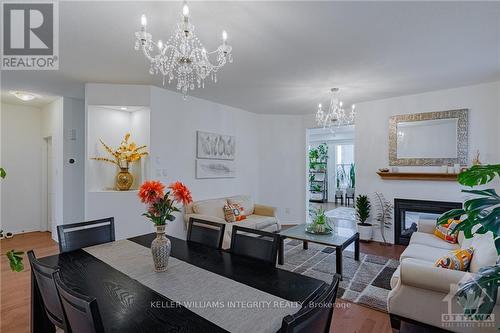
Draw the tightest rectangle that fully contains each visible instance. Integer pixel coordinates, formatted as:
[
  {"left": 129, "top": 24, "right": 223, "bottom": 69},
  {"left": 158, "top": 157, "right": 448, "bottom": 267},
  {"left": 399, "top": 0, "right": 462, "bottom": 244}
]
[
  {"left": 441, "top": 280, "right": 496, "bottom": 329},
  {"left": 1, "top": 1, "right": 59, "bottom": 70}
]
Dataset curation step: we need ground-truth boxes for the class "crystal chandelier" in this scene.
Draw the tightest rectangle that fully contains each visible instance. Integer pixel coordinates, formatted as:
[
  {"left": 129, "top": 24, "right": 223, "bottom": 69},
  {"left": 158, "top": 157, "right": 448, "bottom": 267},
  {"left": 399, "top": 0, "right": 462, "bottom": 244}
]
[
  {"left": 316, "top": 88, "right": 355, "bottom": 131},
  {"left": 134, "top": 1, "right": 233, "bottom": 98}
]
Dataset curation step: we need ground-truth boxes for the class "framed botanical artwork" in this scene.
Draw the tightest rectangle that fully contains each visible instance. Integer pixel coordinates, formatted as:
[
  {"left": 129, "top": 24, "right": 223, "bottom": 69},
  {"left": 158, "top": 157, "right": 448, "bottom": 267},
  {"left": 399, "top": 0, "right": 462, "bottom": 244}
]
[
  {"left": 196, "top": 159, "right": 235, "bottom": 179},
  {"left": 196, "top": 131, "right": 235, "bottom": 160}
]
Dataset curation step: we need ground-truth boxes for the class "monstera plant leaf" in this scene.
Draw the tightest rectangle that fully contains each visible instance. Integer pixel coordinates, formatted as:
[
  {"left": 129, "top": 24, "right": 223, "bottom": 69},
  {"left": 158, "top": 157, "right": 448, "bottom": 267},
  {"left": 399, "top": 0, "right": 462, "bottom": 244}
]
[
  {"left": 458, "top": 165, "right": 500, "bottom": 187},
  {"left": 437, "top": 208, "right": 466, "bottom": 224},
  {"left": 457, "top": 265, "right": 500, "bottom": 317},
  {"left": 6, "top": 250, "right": 24, "bottom": 272},
  {"left": 438, "top": 188, "right": 500, "bottom": 250},
  {"left": 0, "top": 168, "right": 5, "bottom": 179}
]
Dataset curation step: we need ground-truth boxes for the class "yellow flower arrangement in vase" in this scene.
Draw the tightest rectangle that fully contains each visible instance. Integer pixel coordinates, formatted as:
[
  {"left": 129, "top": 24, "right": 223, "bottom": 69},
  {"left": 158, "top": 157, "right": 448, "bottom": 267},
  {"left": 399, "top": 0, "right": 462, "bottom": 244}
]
[{"left": 92, "top": 133, "right": 148, "bottom": 191}]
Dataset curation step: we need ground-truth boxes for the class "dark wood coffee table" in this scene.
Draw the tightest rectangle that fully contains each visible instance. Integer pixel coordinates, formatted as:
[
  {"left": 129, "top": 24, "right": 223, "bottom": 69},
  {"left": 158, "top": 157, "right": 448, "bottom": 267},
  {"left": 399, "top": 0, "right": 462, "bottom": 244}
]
[{"left": 278, "top": 225, "right": 360, "bottom": 279}]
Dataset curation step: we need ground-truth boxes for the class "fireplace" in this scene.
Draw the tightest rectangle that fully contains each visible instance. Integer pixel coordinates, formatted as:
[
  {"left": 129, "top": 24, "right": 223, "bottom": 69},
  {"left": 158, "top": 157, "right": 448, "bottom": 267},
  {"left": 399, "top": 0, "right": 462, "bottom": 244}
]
[{"left": 394, "top": 198, "right": 462, "bottom": 245}]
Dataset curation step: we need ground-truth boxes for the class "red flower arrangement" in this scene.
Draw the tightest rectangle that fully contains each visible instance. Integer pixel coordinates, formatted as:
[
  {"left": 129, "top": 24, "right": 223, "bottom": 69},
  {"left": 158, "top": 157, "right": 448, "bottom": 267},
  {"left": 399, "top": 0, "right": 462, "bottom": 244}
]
[{"left": 138, "top": 180, "right": 192, "bottom": 225}]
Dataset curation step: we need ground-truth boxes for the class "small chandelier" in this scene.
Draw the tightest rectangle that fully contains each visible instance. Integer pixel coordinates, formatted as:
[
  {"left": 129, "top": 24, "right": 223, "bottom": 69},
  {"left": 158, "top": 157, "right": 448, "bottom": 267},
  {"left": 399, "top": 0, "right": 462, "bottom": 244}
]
[
  {"left": 316, "top": 88, "right": 355, "bottom": 131},
  {"left": 134, "top": 1, "right": 233, "bottom": 98}
]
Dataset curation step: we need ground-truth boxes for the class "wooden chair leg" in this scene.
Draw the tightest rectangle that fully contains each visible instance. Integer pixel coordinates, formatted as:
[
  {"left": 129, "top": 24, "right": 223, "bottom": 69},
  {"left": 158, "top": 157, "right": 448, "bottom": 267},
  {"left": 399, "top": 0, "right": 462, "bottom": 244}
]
[{"left": 389, "top": 314, "right": 401, "bottom": 332}]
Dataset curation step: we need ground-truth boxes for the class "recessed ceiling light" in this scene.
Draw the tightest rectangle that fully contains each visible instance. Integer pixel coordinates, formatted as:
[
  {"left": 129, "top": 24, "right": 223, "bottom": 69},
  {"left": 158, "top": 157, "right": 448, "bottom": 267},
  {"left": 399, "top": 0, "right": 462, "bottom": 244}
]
[
  {"left": 120, "top": 107, "right": 128, "bottom": 111},
  {"left": 9, "top": 91, "right": 39, "bottom": 101}
]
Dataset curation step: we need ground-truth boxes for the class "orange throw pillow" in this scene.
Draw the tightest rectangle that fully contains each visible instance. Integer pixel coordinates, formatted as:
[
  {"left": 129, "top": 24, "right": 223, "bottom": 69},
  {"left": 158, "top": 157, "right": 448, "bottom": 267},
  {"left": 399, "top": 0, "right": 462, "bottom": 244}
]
[
  {"left": 434, "top": 219, "right": 462, "bottom": 244},
  {"left": 223, "top": 204, "right": 246, "bottom": 222},
  {"left": 435, "top": 247, "right": 474, "bottom": 271}
]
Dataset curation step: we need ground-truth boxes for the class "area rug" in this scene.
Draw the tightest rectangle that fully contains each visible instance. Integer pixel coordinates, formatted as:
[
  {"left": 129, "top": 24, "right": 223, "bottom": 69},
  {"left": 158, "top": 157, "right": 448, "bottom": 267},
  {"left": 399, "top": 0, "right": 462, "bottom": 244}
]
[
  {"left": 280, "top": 239, "right": 399, "bottom": 312},
  {"left": 324, "top": 206, "right": 355, "bottom": 220}
]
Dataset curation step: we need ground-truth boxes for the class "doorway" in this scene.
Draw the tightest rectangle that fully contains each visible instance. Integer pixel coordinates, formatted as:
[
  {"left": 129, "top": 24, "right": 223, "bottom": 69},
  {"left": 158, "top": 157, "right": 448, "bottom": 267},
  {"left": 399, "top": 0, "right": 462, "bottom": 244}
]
[
  {"left": 306, "top": 126, "right": 355, "bottom": 217},
  {"left": 42, "top": 136, "right": 54, "bottom": 233}
]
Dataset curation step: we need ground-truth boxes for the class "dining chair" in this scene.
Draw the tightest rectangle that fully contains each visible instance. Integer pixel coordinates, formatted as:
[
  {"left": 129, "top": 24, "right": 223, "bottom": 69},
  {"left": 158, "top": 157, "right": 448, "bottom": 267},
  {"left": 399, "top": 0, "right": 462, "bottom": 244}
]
[
  {"left": 229, "top": 225, "right": 279, "bottom": 265},
  {"left": 27, "top": 250, "right": 68, "bottom": 332},
  {"left": 187, "top": 218, "right": 226, "bottom": 249},
  {"left": 280, "top": 274, "right": 340, "bottom": 333},
  {"left": 53, "top": 271, "right": 105, "bottom": 333},
  {"left": 57, "top": 217, "right": 115, "bottom": 253}
]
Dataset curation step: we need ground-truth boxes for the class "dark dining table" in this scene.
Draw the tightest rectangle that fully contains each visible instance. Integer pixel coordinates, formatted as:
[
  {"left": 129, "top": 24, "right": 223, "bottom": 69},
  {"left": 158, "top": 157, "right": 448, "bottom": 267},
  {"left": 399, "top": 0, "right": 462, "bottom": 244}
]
[{"left": 33, "top": 233, "right": 327, "bottom": 333}]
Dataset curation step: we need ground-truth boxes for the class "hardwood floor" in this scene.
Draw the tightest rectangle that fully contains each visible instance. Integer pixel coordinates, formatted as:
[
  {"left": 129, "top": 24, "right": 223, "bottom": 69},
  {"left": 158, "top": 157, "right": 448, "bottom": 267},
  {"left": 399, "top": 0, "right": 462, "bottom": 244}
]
[
  {"left": 1, "top": 232, "right": 59, "bottom": 333},
  {"left": 0, "top": 232, "right": 404, "bottom": 333}
]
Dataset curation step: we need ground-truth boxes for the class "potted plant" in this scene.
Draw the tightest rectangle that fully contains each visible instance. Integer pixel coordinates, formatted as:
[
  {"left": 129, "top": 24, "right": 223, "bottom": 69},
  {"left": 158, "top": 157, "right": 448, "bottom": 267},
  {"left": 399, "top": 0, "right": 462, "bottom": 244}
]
[
  {"left": 346, "top": 163, "right": 356, "bottom": 198},
  {"left": 308, "top": 147, "right": 319, "bottom": 171},
  {"left": 138, "top": 180, "right": 192, "bottom": 272},
  {"left": 438, "top": 164, "right": 500, "bottom": 317},
  {"left": 306, "top": 206, "right": 332, "bottom": 234},
  {"left": 356, "top": 195, "right": 372, "bottom": 241},
  {"left": 317, "top": 143, "right": 328, "bottom": 171},
  {"left": 311, "top": 183, "right": 322, "bottom": 192},
  {"left": 335, "top": 165, "right": 345, "bottom": 198}
]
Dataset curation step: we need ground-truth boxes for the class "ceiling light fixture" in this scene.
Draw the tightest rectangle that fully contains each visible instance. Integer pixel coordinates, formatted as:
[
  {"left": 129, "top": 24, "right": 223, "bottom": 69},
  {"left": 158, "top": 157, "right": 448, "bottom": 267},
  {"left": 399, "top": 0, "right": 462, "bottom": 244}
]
[
  {"left": 120, "top": 107, "right": 128, "bottom": 111},
  {"left": 316, "top": 88, "right": 355, "bottom": 131},
  {"left": 134, "top": 0, "right": 233, "bottom": 99},
  {"left": 9, "top": 91, "right": 39, "bottom": 101}
]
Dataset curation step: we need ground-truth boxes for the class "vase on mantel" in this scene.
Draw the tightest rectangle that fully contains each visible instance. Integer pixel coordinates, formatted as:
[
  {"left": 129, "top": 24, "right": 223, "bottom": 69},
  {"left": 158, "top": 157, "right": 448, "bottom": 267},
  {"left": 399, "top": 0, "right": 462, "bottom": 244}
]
[{"left": 151, "top": 225, "right": 171, "bottom": 272}]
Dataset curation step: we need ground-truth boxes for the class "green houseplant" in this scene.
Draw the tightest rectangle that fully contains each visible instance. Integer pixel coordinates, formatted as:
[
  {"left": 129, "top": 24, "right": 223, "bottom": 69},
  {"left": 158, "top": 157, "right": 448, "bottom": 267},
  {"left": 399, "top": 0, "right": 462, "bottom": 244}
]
[
  {"left": 437, "top": 164, "right": 500, "bottom": 317},
  {"left": 335, "top": 165, "right": 346, "bottom": 198},
  {"left": 308, "top": 148, "right": 319, "bottom": 171},
  {"left": 1, "top": 168, "right": 25, "bottom": 272},
  {"left": 346, "top": 163, "right": 356, "bottom": 199},
  {"left": 307, "top": 206, "right": 332, "bottom": 234},
  {"left": 356, "top": 195, "right": 372, "bottom": 241},
  {"left": 317, "top": 143, "right": 328, "bottom": 162},
  {"left": 349, "top": 163, "right": 356, "bottom": 188}
]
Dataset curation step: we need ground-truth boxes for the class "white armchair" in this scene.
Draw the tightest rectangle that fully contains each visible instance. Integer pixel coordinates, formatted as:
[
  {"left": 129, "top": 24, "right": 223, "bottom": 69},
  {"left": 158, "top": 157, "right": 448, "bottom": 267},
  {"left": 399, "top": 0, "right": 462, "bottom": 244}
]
[{"left": 389, "top": 219, "right": 499, "bottom": 332}]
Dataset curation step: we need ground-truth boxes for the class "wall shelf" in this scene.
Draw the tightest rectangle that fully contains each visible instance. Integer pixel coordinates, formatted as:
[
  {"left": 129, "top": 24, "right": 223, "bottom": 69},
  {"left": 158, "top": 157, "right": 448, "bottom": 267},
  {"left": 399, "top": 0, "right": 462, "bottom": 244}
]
[{"left": 376, "top": 171, "right": 458, "bottom": 181}]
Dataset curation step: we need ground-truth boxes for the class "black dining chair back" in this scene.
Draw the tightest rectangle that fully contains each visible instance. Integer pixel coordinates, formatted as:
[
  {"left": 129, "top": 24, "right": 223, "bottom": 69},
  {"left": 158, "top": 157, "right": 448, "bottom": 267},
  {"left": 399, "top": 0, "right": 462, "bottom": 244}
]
[
  {"left": 53, "top": 271, "right": 105, "bottom": 333},
  {"left": 280, "top": 275, "right": 340, "bottom": 333},
  {"left": 187, "top": 218, "right": 226, "bottom": 249},
  {"left": 230, "top": 226, "right": 279, "bottom": 265},
  {"left": 27, "top": 250, "right": 67, "bottom": 331},
  {"left": 57, "top": 217, "right": 115, "bottom": 253}
]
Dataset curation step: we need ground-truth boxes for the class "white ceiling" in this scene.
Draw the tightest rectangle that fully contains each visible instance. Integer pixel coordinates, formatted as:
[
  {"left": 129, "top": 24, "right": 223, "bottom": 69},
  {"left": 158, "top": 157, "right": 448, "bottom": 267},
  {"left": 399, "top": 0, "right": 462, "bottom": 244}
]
[
  {"left": 2, "top": 1, "right": 499, "bottom": 115},
  {"left": 0, "top": 91, "right": 60, "bottom": 108}
]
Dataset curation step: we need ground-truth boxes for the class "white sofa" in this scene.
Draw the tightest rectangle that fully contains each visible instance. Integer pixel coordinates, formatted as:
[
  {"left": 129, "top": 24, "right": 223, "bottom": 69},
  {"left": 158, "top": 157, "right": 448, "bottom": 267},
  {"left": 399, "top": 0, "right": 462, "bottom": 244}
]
[
  {"left": 388, "top": 218, "right": 499, "bottom": 332},
  {"left": 184, "top": 195, "right": 281, "bottom": 249}
]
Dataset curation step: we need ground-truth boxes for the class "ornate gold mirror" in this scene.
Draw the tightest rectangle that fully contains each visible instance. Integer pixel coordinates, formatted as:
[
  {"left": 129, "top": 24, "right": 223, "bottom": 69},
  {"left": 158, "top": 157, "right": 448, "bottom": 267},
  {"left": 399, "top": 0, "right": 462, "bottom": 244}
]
[{"left": 388, "top": 109, "right": 468, "bottom": 166}]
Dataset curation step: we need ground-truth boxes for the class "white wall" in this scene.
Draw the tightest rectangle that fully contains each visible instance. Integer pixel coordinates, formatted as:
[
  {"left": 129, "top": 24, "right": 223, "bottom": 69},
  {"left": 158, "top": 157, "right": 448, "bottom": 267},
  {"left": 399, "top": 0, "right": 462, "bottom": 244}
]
[
  {"left": 1, "top": 103, "right": 43, "bottom": 234},
  {"left": 41, "top": 97, "right": 85, "bottom": 240},
  {"left": 62, "top": 98, "right": 85, "bottom": 225},
  {"left": 85, "top": 84, "right": 261, "bottom": 240},
  {"left": 85, "top": 84, "right": 152, "bottom": 240},
  {"left": 41, "top": 98, "right": 64, "bottom": 239},
  {"left": 356, "top": 81, "right": 500, "bottom": 243},
  {"left": 149, "top": 86, "right": 260, "bottom": 238},
  {"left": 258, "top": 115, "right": 307, "bottom": 224}
]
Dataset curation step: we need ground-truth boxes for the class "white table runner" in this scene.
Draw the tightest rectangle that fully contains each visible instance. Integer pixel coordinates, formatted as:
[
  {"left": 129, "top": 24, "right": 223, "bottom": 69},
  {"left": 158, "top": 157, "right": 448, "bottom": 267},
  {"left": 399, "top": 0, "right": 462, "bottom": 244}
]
[{"left": 84, "top": 240, "right": 300, "bottom": 333}]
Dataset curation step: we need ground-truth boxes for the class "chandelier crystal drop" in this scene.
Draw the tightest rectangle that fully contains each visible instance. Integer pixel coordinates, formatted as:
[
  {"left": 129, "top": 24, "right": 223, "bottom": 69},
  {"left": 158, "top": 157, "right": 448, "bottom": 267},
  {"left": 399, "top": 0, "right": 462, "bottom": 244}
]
[
  {"left": 316, "top": 88, "right": 355, "bottom": 131},
  {"left": 134, "top": 1, "right": 233, "bottom": 99}
]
